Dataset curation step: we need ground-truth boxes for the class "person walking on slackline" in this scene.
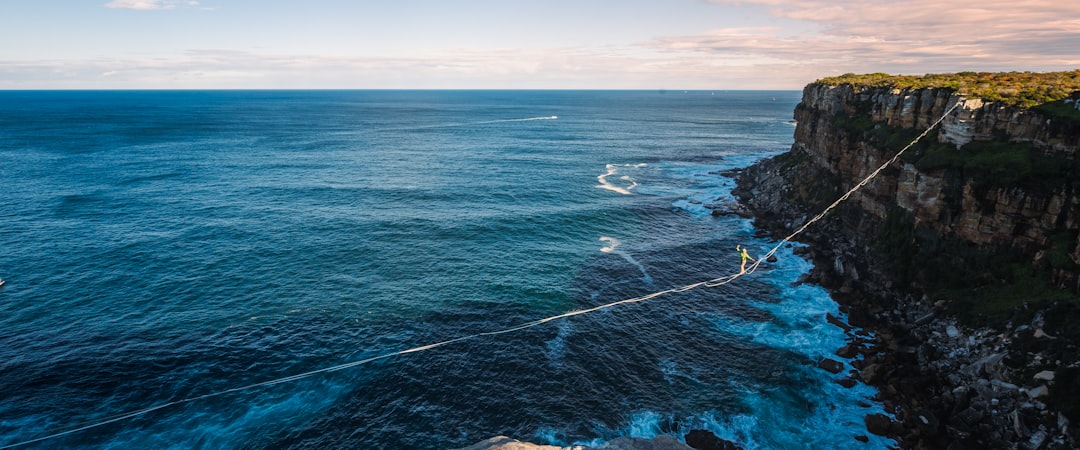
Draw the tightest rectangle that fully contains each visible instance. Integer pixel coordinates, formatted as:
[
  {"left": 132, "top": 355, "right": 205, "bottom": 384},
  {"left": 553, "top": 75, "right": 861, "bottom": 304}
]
[{"left": 736, "top": 244, "right": 754, "bottom": 274}]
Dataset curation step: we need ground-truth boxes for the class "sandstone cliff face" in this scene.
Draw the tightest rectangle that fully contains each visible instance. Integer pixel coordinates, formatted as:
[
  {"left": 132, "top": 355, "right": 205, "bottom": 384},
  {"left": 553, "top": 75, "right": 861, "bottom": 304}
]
[
  {"left": 735, "top": 82, "right": 1080, "bottom": 449},
  {"left": 751, "top": 83, "right": 1080, "bottom": 288}
]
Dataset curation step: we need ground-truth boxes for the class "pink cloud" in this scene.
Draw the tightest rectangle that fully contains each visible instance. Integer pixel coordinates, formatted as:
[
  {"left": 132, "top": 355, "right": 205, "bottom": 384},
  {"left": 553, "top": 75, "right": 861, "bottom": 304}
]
[
  {"left": 670, "top": 0, "right": 1080, "bottom": 75},
  {"left": 104, "top": 0, "right": 202, "bottom": 10}
]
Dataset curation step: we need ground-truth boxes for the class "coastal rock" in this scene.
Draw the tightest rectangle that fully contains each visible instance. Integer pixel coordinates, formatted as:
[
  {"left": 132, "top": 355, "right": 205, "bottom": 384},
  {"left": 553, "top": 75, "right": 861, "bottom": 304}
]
[
  {"left": 825, "top": 313, "right": 852, "bottom": 332},
  {"left": 914, "top": 410, "right": 941, "bottom": 435},
  {"left": 836, "top": 343, "right": 860, "bottom": 359},
  {"left": 1026, "top": 385, "right": 1049, "bottom": 399},
  {"left": 684, "top": 430, "right": 741, "bottom": 450},
  {"left": 817, "top": 358, "right": 845, "bottom": 374},
  {"left": 859, "top": 363, "right": 883, "bottom": 384},
  {"left": 739, "top": 82, "right": 1080, "bottom": 288},
  {"left": 963, "top": 353, "right": 1004, "bottom": 377},
  {"left": 837, "top": 376, "right": 859, "bottom": 388},
  {"left": 946, "top": 325, "right": 960, "bottom": 339},
  {"left": 1033, "top": 328, "right": 1057, "bottom": 339},
  {"left": 733, "top": 77, "right": 1080, "bottom": 450},
  {"left": 1033, "top": 370, "right": 1055, "bottom": 382},
  {"left": 460, "top": 436, "right": 575, "bottom": 450},
  {"left": 955, "top": 407, "right": 986, "bottom": 427},
  {"left": 1027, "top": 429, "right": 1048, "bottom": 450},
  {"left": 1013, "top": 410, "right": 1031, "bottom": 438},
  {"left": 992, "top": 379, "right": 1019, "bottom": 391},
  {"left": 864, "top": 413, "right": 894, "bottom": 436}
]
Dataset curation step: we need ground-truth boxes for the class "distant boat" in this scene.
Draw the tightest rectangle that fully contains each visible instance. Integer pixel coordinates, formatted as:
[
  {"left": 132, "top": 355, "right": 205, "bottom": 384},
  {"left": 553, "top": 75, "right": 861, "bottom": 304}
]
[{"left": 0, "top": 278, "right": 5, "bottom": 287}]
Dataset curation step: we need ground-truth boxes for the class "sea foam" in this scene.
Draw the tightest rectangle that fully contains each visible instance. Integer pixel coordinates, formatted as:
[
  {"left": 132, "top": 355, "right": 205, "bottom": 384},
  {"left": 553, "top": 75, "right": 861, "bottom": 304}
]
[{"left": 596, "top": 164, "right": 645, "bottom": 195}]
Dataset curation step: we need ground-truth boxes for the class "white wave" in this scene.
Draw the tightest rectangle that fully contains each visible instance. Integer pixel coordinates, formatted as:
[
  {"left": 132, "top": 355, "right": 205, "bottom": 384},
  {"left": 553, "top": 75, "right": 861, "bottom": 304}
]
[
  {"left": 599, "top": 236, "right": 653, "bottom": 285},
  {"left": 574, "top": 397, "right": 893, "bottom": 450},
  {"left": 544, "top": 321, "right": 573, "bottom": 367},
  {"left": 328, "top": 116, "right": 557, "bottom": 135},
  {"left": 598, "top": 236, "right": 620, "bottom": 253},
  {"left": 685, "top": 243, "right": 897, "bottom": 449},
  {"left": 99, "top": 378, "right": 349, "bottom": 449},
  {"left": 706, "top": 244, "right": 844, "bottom": 360},
  {"left": 724, "top": 369, "right": 894, "bottom": 449},
  {"left": 596, "top": 163, "right": 645, "bottom": 195},
  {"left": 474, "top": 116, "right": 558, "bottom": 125}
]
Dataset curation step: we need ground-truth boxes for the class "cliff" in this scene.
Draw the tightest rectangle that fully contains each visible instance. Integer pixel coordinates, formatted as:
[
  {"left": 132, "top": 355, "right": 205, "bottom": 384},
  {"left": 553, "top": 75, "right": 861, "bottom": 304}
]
[{"left": 734, "top": 72, "right": 1080, "bottom": 449}]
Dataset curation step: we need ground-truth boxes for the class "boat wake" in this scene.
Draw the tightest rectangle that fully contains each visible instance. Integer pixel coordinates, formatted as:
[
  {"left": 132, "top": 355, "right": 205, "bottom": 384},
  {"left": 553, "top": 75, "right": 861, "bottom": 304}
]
[{"left": 428, "top": 116, "right": 558, "bottom": 128}]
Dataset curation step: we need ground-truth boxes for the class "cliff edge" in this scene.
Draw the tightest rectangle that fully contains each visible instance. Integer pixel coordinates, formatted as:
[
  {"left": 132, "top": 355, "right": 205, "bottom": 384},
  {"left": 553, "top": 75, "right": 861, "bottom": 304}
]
[{"left": 735, "top": 71, "right": 1080, "bottom": 449}]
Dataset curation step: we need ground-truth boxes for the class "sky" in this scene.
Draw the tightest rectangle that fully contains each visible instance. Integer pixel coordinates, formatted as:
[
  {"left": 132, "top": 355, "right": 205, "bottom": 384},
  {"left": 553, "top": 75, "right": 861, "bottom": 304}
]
[{"left": 2, "top": 0, "right": 1078, "bottom": 89}]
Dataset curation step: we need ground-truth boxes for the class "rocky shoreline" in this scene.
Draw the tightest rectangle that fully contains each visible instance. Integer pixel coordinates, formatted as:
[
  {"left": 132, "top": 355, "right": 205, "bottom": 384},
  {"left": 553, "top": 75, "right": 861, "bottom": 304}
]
[
  {"left": 464, "top": 204, "right": 1078, "bottom": 449},
  {"left": 731, "top": 159, "right": 1078, "bottom": 449},
  {"left": 777, "top": 233, "right": 1073, "bottom": 449},
  {"left": 723, "top": 75, "right": 1080, "bottom": 449},
  {"left": 466, "top": 75, "right": 1080, "bottom": 450}
]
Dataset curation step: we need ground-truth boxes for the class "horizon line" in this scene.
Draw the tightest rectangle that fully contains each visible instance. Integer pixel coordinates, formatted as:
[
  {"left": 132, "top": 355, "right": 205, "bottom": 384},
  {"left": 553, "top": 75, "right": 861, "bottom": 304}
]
[{"left": 0, "top": 87, "right": 804, "bottom": 92}]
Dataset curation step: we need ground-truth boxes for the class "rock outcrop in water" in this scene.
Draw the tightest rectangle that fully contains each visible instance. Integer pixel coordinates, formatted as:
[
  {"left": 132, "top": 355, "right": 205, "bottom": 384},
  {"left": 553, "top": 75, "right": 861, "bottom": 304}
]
[{"left": 734, "top": 72, "right": 1080, "bottom": 449}]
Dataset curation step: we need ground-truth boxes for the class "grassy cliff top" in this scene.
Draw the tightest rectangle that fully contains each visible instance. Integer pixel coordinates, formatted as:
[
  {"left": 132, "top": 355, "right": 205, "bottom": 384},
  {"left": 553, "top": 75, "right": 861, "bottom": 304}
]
[{"left": 816, "top": 70, "right": 1080, "bottom": 107}]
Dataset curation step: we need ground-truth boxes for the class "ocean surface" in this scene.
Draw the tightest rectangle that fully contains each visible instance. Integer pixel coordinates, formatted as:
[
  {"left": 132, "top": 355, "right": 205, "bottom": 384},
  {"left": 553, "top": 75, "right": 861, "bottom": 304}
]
[{"left": 0, "top": 90, "right": 892, "bottom": 449}]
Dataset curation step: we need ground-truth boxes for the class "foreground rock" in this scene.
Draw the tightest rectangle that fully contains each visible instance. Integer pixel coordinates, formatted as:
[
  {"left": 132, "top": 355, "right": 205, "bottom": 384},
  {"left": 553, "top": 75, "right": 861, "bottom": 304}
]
[
  {"left": 462, "top": 430, "right": 739, "bottom": 450},
  {"left": 461, "top": 435, "right": 694, "bottom": 450},
  {"left": 462, "top": 436, "right": 575, "bottom": 450},
  {"left": 683, "top": 430, "right": 741, "bottom": 450}
]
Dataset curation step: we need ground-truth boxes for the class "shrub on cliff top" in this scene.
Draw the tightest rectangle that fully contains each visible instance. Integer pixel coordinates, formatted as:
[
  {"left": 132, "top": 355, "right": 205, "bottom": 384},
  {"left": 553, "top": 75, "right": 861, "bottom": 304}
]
[{"left": 817, "top": 70, "right": 1080, "bottom": 108}]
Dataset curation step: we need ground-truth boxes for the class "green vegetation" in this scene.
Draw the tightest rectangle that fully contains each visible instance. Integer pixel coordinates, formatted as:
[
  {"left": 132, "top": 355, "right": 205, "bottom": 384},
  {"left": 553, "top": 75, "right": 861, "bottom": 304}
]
[
  {"left": 956, "top": 139, "right": 1035, "bottom": 185},
  {"left": 874, "top": 206, "right": 1079, "bottom": 327},
  {"left": 771, "top": 151, "right": 843, "bottom": 212},
  {"left": 1048, "top": 231, "right": 1080, "bottom": 270},
  {"left": 831, "top": 113, "right": 874, "bottom": 135},
  {"left": 911, "top": 136, "right": 1077, "bottom": 189},
  {"left": 944, "top": 264, "right": 1075, "bottom": 326},
  {"left": 804, "top": 71, "right": 1080, "bottom": 418},
  {"left": 897, "top": 131, "right": 964, "bottom": 170},
  {"left": 802, "top": 71, "right": 1080, "bottom": 326},
  {"left": 817, "top": 70, "right": 1080, "bottom": 108},
  {"left": 849, "top": 123, "right": 1077, "bottom": 189},
  {"left": 1034, "top": 99, "right": 1080, "bottom": 125}
]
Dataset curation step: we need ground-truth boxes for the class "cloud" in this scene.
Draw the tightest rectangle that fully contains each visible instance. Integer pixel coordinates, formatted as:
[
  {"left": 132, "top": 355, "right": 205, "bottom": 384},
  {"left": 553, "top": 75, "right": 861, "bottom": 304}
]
[
  {"left": 666, "top": 0, "right": 1080, "bottom": 76},
  {"left": 1, "top": 47, "right": 736, "bottom": 89},
  {"left": 14, "top": 0, "right": 1080, "bottom": 89},
  {"left": 104, "top": 0, "right": 201, "bottom": 10},
  {"left": 104, "top": 0, "right": 172, "bottom": 9}
]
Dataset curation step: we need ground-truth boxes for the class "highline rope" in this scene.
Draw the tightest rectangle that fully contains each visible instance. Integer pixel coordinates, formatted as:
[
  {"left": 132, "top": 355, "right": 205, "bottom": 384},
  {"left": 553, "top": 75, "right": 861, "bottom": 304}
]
[{"left": 1, "top": 99, "right": 962, "bottom": 449}]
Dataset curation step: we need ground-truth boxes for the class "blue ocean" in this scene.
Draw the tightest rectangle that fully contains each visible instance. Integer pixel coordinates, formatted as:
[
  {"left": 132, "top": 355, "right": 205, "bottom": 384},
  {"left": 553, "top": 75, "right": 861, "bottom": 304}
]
[{"left": 0, "top": 90, "right": 891, "bottom": 449}]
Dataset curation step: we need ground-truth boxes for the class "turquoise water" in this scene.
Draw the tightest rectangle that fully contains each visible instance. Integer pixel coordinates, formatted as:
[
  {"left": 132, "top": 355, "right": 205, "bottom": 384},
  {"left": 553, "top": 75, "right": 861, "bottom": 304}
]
[{"left": 0, "top": 90, "right": 891, "bottom": 449}]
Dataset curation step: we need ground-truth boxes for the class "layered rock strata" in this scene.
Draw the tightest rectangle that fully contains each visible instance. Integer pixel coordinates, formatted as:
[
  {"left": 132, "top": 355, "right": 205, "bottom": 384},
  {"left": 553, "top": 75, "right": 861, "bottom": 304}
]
[{"left": 735, "top": 82, "right": 1080, "bottom": 449}]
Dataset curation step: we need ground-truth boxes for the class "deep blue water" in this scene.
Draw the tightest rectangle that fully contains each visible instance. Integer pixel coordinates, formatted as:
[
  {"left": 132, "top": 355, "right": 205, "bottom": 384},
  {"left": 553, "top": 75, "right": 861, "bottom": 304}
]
[{"left": 0, "top": 90, "right": 891, "bottom": 449}]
